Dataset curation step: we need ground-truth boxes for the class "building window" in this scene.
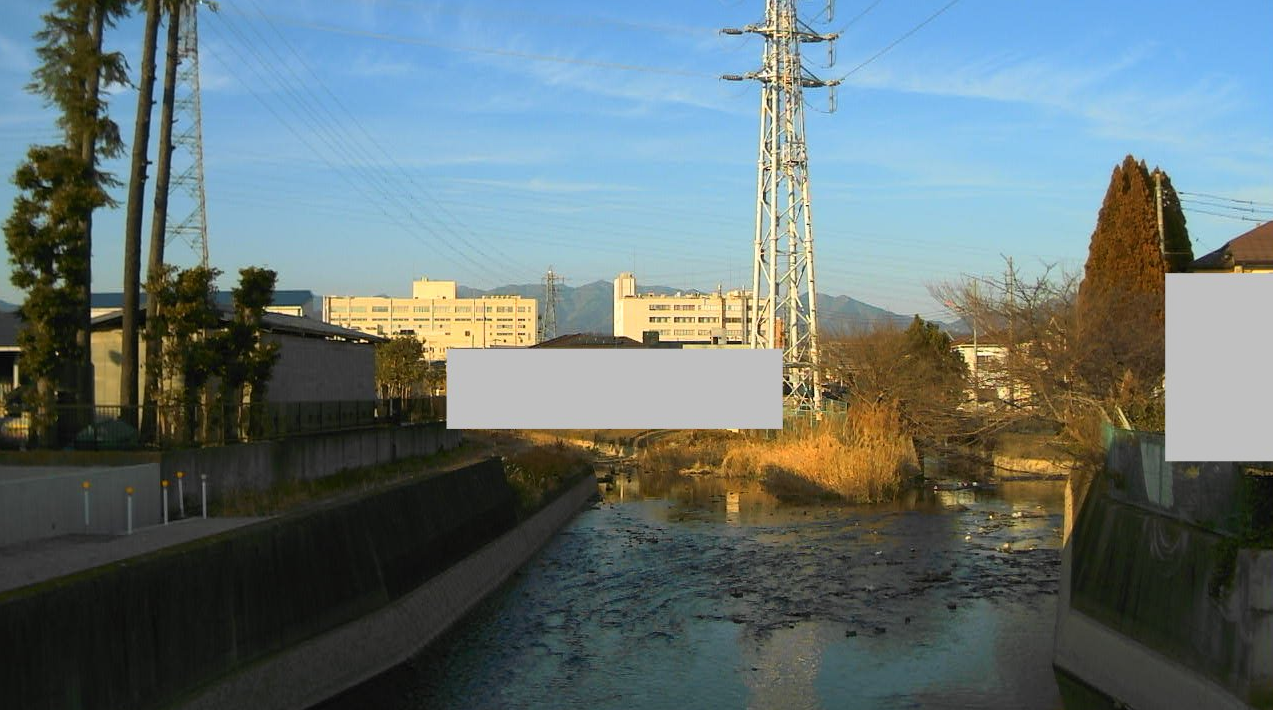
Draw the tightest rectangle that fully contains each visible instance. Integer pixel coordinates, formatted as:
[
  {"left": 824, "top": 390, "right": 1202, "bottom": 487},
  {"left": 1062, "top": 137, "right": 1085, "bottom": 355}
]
[
  {"left": 673, "top": 317, "right": 694, "bottom": 323},
  {"left": 698, "top": 330, "right": 711, "bottom": 335},
  {"left": 455, "top": 305, "right": 471, "bottom": 313},
  {"left": 371, "top": 305, "right": 388, "bottom": 313},
  {"left": 496, "top": 306, "right": 513, "bottom": 313},
  {"left": 648, "top": 316, "right": 669, "bottom": 323},
  {"left": 674, "top": 304, "right": 696, "bottom": 311},
  {"left": 350, "top": 306, "right": 367, "bottom": 313},
  {"left": 435, "top": 306, "right": 452, "bottom": 314},
  {"left": 414, "top": 306, "right": 429, "bottom": 313},
  {"left": 649, "top": 304, "right": 670, "bottom": 311},
  {"left": 725, "top": 317, "right": 741, "bottom": 324},
  {"left": 517, "top": 306, "right": 528, "bottom": 313},
  {"left": 674, "top": 329, "right": 693, "bottom": 336}
]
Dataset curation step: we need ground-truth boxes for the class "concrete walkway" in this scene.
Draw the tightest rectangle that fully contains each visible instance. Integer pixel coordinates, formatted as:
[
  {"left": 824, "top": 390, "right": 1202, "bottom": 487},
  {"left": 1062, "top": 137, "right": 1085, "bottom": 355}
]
[{"left": 0, "top": 516, "right": 264, "bottom": 595}]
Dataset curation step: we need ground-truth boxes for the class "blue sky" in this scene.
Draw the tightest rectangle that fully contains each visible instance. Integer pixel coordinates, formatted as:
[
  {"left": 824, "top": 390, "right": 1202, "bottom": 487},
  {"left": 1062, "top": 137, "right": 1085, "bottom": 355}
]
[{"left": 1, "top": 0, "right": 1270, "bottom": 319}]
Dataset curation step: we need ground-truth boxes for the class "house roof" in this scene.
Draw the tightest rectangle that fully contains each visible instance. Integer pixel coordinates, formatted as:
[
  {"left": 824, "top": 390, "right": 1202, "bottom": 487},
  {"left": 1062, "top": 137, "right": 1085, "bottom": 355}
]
[
  {"left": 91, "top": 289, "right": 316, "bottom": 309},
  {"left": 1191, "top": 221, "right": 1273, "bottom": 270},
  {"left": 0, "top": 311, "right": 19, "bottom": 348},
  {"left": 531, "top": 333, "right": 645, "bottom": 348},
  {"left": 90, "top": 307, "right": 386, "bottom": 344}
]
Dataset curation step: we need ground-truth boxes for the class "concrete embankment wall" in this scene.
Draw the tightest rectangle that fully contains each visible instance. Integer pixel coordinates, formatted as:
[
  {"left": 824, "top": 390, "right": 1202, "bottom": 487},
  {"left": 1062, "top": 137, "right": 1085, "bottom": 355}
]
[
  {"left": 184, "top": 471, "right": 599, "bottom": 710},
  {"left": 0, "top": 457, "right": 575, "bottom": 710},
  {"left": 0, "top": 464, "right": 160, "bottom": 545},
  {"left": 1054, "top": 428, "right": 1273, "bottom": 709},
  {"left": 0, "top": 422, "right": 461, "bottom": 504}
]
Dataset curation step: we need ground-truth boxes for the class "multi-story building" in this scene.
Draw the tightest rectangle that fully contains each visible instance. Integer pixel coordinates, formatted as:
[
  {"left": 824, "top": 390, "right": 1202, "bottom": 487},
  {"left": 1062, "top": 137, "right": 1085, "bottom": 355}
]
[
  {"left": 323, "top": 277, "right": 538, "bottom": 360},
  {"left": 612, "top": 272, "right": 753, "bottom": 345}
]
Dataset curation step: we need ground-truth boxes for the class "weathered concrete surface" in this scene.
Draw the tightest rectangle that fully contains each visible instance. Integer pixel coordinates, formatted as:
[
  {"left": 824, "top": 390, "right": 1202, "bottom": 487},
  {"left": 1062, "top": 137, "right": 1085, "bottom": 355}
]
[
  {"left": 0, "top": 464, "right": 160, "bottom": 545},
  {"left": 0, "top": 517, "right": 261, "bottom": 594},
  {"left": 1054, "top": 457, "right": 1273, "bottom": 709},
  {"left": 0, "top": 457, "right": 518, "bottom": 710},
  {"left": 179, "top": 472, "right": 598, "bottom": 710},
  {"left": 0, "top": 422, "right": 461, "bottom": 503}
]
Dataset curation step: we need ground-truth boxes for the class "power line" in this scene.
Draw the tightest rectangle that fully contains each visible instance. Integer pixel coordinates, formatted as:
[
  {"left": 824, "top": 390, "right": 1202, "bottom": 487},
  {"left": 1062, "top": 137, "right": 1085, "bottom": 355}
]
[
  {"left": 227, "top": 11, "right": 717, "bottom": 79},
  {"left": 1181, "top": 206, "right": 1268, "bottom": 223},
  {"left": 840, "top": 0, "right": 961, "bottom": 80},
  {"left": 207, "top": 12, "right": 530, "bottom": 286},
  {"left": 201, "top": 21, "right": 500, "bottom": 285},
  {"left": 1179, "top": 197, "right": 1273, "bottom": 215},
  {"left": 1178, "top": 191, "right": 1273, "bottom": 208},
  {"left": 239, "top": 0, "right": 536, "bottom": 282}
]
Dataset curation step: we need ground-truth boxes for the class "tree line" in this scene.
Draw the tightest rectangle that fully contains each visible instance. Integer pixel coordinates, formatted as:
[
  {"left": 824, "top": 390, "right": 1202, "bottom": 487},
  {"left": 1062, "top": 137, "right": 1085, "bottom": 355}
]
[
  {"left": 3, "top": 1, "right": 279, "bottom": 446},
  {"left": 824, "top": 154, "right": 1193, "bottom": 473}
]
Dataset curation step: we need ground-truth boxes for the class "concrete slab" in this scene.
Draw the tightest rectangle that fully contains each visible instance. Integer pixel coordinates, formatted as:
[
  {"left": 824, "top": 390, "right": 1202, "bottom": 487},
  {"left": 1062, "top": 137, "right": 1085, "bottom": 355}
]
[{"left": 0, "top": 516, "right": 265, "bottom": 595}]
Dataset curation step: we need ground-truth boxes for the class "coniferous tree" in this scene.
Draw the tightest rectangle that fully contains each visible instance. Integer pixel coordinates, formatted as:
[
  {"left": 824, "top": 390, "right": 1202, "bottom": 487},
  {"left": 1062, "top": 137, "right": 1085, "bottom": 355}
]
[
  {"left": 1075, "top": 155, "right": 1189, "bottom": 429},
  {"left": 27, "top": 0, "right": 132, "bottom": 409}
]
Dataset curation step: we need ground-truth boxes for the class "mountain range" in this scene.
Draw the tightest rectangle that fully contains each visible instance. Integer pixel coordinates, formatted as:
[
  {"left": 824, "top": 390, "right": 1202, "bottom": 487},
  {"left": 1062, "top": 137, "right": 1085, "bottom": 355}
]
[{"left": 458, "top": 279, "right": 948, "bottom": 336}]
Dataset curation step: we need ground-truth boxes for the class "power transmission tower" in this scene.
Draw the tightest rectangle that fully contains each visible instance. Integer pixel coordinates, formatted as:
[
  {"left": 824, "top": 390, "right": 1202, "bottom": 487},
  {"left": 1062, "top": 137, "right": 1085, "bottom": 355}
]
[
  {"left": 167, "top": 0, "right": 217, "bottom": 267},
  {"left": 724, "top": 1, "right": 839, "bottom": 413},
  {"left": 539, "top": 267, "right": 563, "bottom": 343}
]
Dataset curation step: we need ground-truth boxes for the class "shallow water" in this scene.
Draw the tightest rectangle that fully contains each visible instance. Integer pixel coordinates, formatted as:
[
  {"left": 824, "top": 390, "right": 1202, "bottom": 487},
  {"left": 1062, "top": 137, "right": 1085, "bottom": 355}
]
[{"left": 321, "top": 474, "right": 1066, "bottom": 710}]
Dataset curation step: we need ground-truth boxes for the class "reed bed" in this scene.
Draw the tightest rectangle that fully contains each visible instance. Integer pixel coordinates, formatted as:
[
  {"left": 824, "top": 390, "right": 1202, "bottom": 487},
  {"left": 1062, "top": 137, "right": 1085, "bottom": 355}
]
[{"left": 721, "top": 401, "right": 918, "bottom": 503}]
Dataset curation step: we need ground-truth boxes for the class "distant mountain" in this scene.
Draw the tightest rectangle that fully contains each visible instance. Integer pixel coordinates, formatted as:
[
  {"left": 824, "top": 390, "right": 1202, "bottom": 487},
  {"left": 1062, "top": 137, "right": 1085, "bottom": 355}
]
[
  {"left": 459, "top": 280, "right": 947, "bottom": 336},
  {"left": 0, "top": 300, "right": 17, "bottom": 313}
]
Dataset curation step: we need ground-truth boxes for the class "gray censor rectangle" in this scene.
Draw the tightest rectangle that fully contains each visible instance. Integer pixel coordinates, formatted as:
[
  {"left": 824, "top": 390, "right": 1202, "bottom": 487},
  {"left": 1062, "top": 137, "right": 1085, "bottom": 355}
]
[
  {"left": 1165, "top": 274, "right": 1273, "bottom": 461},
  {"left": 447, "top": 348, "right": 784, "bottom": 429}
]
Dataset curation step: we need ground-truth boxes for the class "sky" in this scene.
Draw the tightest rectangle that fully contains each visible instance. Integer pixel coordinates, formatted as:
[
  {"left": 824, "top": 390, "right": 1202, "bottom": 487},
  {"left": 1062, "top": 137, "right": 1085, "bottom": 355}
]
[{"left": 0, "top": 0, "right": 1270, "bottom": 321}]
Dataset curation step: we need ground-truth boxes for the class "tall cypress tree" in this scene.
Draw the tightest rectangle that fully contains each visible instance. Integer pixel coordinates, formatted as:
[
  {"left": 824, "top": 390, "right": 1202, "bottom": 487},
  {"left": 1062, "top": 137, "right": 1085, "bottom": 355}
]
[
  {"left": 5, "top": 0, "right": 130, "bottom": 441},
  {"left": 1075, "top": 155, "right": 1190, "bottom": 428}
]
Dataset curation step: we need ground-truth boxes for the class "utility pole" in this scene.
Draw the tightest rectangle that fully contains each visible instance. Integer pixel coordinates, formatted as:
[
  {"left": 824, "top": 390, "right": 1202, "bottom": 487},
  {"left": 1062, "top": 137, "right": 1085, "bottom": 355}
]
[
  {"left": 723, "top": 0, "right": 839, "bottom": 413},
  {"left": 1154, "top": 170, "right": 1165, "bottom": 257},
  {"left": 167, "top": 0, "right": 216, "bottom": 268},
  {"left": 540, "top": 267, "right": 563, "bottom": 343}
]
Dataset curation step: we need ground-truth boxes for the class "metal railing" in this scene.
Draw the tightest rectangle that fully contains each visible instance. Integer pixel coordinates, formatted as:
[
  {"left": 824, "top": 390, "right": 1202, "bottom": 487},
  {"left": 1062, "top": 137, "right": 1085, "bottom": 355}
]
[{"left": 0, "top": 397, "right": 447, "bottom": 451}]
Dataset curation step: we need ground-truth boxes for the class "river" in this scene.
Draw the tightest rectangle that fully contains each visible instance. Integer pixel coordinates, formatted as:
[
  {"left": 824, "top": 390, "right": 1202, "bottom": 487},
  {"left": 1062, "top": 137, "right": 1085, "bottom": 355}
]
[{"left": 319, "top": 470, "right": 1066, "bottom": 710}]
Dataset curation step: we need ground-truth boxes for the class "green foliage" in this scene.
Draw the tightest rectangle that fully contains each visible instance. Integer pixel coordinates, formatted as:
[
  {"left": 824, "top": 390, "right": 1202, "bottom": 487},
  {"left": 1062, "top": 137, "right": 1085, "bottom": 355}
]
[
  {"left": 4, "top": 145, "right": 102, "bottom": 439},
  {"left": 375, "top": 335, "right": 427, "bottom": 399},
  {"left": 29, "top": 0, "right": 131, "bottom": 160}
]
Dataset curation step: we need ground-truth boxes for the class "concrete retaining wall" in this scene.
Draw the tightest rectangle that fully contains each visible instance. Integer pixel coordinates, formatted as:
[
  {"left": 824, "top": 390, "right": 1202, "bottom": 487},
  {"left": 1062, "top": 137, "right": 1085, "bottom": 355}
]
[
  {"left": 0, "top": 464, "right": 160, "bottom": 545},
  {"left": 0, "top": 423, "right": 461, "bottom": 504},
  {"left": 182, "top": 471, "right": 599, "bottom": 710},
  {"left": 0, "top": 457, "right": 537, "bottom": 710},
  {"left": 1054, "top": 440, "right": 1273, "bottom": 709}
]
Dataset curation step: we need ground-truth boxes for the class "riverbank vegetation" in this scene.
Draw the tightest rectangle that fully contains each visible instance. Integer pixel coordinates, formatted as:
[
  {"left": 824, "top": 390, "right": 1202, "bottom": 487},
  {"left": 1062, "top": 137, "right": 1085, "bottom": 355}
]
[
  {"left": 722, "top": 401, "right": 918, "bottom": 502},
  {"left": 213, "top": 443, "right": 476, "bottom": 516},
  {"left": 503, "top": 442, "right": 594, "bottom": 516}
]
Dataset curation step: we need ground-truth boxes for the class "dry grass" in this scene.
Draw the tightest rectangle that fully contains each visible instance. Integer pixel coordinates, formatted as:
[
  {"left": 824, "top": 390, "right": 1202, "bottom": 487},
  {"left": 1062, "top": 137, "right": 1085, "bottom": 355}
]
[
  {"left": 720, "top": 402, "right": 919, "bottom": 503},
  {"left": 636, "top": 430, "right": 740, "bottom": 474},
  {"left": 503, "top": 442, "right": 594, "bottom": 515}
]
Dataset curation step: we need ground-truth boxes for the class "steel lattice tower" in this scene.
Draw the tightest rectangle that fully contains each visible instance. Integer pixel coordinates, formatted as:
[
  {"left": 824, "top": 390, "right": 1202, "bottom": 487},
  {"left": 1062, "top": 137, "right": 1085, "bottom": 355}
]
[
  {"left": 540, "top": 267, "right": 563, "bottom": 342},
  {"left": 167, "top": 0, "right": 216, "bottom": 267},
  {"left": 724, "top": 1, "right": 839, "bottom": 413}
]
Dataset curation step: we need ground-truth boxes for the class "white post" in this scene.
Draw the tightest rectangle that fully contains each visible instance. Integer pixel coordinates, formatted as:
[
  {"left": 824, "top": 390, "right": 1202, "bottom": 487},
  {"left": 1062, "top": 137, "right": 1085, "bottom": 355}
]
[
  {"left": 201, "top": 474, "right": 208, "bottom": 519},
  {"left": 176, "top": 471, "right": 186, "bottom": 517},
  {"left": 82, "top": 481, "right": 91, "bottom": 532},
  {"left": 161, "top": 480, "right": 169, "bottom": 525},
  {"left": 126, "top": 486, "right": 134, "bottom": 535}
]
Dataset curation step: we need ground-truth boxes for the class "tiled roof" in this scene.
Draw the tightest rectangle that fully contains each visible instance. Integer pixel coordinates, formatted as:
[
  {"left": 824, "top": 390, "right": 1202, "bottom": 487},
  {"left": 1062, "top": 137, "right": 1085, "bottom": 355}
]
[
  {"left": 90, "top": 307, "right": 385, "bottom": 343},
  {"left": 531, "top": 333, "right": 645, "bottom": 348},
  {"left": 1191, "top": 221, "right": 1273, "bottom": 270}
]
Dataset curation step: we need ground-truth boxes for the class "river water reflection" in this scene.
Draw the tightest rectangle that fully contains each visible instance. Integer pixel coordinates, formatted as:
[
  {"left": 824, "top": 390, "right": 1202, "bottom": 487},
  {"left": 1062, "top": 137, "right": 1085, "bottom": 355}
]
[{"left": 324, "top": 471, "right": 1067, "bottom": 710}]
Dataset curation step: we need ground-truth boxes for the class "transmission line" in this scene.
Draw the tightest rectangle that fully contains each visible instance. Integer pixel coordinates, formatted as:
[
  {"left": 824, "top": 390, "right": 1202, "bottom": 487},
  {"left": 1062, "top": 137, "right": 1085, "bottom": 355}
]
[
  {"left": 236, "top": 6, "right": 534, "bottom": 284},
  {"left": 839, "top": 0, "right": 961, "bottom": 80}
]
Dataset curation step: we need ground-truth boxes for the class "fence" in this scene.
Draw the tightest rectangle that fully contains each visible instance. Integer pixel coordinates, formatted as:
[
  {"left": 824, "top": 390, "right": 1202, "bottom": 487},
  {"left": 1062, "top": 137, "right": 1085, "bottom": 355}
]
[{"left": 0, "top": 397, "right": 447, "bottom": 451}]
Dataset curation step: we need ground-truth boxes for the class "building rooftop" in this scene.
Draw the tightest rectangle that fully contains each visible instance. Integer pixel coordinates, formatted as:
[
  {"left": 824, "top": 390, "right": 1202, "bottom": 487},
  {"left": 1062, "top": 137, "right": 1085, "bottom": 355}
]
[
  {"left": 531, "top": 333, "right": 644, "bottom": 348},
  {"left": 1191, "top": 221, "right": 1273, "bottom": 270},
  {"left": 91, "top": 290, "right": 316, "bottom": 309},
  {"left": 90, "top": 308, "right": 386, "bottom": 344}
]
